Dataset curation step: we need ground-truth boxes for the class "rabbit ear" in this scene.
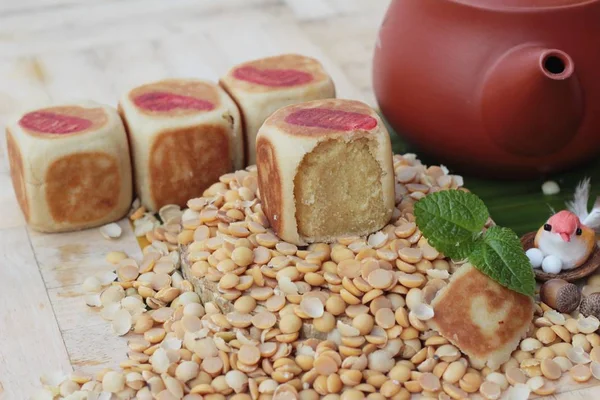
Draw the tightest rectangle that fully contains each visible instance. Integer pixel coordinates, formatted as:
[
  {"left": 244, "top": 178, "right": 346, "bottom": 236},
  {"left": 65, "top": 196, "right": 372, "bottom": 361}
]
[{"left": 566, "top": 177, "right": 591, "bottom": 221}]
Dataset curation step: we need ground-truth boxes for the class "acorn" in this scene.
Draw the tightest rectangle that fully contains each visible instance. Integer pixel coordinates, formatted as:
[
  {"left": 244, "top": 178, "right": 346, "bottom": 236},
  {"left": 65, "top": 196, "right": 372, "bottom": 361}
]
[
  {"left": 540, "top": 279, "right": 581, "bottom": 313},
  {"left": 580, "top": 293, "right": 600, "bottom": 319}
]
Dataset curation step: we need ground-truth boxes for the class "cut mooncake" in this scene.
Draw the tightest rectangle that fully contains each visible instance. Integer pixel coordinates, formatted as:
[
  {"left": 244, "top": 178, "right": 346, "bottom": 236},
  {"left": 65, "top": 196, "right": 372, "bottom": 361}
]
[
  {"left": 119, "top": 79, "right": 244, "bottom": 212},
  {"left": 429, "top": 263, "right": 535, "bottom": 370},
  {"left": 5, "top": 102, "right": 132, "bottom": 232},
  {"left": 220, "top": 54, "right": 336, "bottom": 165},
  {"left": 256, "top": 98, "right": 395, "bottom": 245}
]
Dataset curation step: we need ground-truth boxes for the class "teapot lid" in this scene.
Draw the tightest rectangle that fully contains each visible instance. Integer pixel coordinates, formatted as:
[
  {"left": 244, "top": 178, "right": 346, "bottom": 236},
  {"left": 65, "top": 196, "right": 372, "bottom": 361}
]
[{"left": 450, "top": 0, "right": 597, "bottom": 10}]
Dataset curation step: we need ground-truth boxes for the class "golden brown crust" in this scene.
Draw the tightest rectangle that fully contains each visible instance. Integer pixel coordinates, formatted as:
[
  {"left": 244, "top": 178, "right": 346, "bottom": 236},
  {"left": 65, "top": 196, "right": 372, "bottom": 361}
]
[
  {"left": 6, "top": 128, "right": 29, "bottom": 221},
  {"left": 129, "top": 79, "right": 221, "bottom": 117},
  {"left": 18, "top": 106, "right": 108, "bottom": 137},
  {"left": 265, "top": 99, "right": 379, "bottom": 138},
  {"left": 223, "top": 54, "right": 329, "bottom": 93},
  {"left": 45, "top": 152, "right": 120, "bottom": 223},
  {"left": 256, "top": 136, "right": 283, "bottom": 235},
  {"left": 149, "top": 125, "right": 231, "bottom": 209},
  {"left": 431, "top": 265, "right": 533, "bottom": 360}
]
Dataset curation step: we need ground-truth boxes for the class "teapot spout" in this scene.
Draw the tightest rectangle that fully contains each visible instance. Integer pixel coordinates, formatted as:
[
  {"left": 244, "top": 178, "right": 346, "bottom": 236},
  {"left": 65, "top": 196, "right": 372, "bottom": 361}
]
[
  {"left": 539, "top": 49, "right": 574, "bottom": 80},
  {"left": 482, "top": 45, "right": 583, "bottom": 157}
]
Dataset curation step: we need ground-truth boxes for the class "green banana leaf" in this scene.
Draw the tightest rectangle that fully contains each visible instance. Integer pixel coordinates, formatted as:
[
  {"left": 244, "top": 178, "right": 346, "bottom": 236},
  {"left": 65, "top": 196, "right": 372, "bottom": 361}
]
[{"left": 382, "top": 116, "right": 600, "bottom": 236}]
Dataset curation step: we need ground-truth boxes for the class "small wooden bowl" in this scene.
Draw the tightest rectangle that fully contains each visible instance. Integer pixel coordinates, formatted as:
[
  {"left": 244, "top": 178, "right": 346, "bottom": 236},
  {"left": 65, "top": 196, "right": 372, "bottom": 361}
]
[{"left": 520, "top": 231, "right": 600, "bottom": 282}]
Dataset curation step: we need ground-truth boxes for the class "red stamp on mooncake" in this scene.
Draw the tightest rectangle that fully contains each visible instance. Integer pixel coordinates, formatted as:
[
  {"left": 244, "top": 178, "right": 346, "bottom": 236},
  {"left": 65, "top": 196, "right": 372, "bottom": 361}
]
[
  {"left": 285, "top": 108, "right": 378, "bottom": 131},
  {"left": 19, "top": 111, "right": 93, "bottom": 134},
  {"left": 133, "top": 92, "right": 215, "bottom": 112},
  {"left": 233, "top": 66, "right": 313, "bottom": 87}
]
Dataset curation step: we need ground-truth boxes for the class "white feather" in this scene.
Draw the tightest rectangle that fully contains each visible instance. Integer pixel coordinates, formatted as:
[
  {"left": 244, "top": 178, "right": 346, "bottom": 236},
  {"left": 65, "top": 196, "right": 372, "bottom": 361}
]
[
  {"left": 566, "top": 177, "right": 591, "bottom": 221},
  {"left": 583, "top": 197, "right": 600, "bottom": 230},
  {"left": 565, "top": 177, "right": 600, "bottom": 231}
]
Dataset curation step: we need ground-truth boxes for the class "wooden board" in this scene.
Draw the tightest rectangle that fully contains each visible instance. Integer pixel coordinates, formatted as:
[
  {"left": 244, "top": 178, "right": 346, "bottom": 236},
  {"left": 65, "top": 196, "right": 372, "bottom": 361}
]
[{"left": 0, "top": 1, "right": 598, "bottom": 399}]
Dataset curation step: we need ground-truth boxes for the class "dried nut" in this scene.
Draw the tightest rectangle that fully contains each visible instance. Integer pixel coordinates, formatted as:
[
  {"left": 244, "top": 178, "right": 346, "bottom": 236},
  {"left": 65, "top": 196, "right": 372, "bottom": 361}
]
[
  {"left": 520, "top": 338, "right": 542, "bottom": 352},
  {"left": 279, "top": 314, "right": 302, "bottom": 334},
  {"left": 436, "top": 345, "right": 461, "bottom": 363},
  {"left": 442, "top": 382, "right": 468, "bottom": 399},
  {"left": 418, "top": 372, "right": 441, "bottom": 392},
  {"left": 505, "top": 367, "right": 527, "bottom": 385},
  {"left": 367, "top": 269, "right": 394, "bottom": 289},
  {"left": 501, "top": 358, "right": 519, "bottom": 372},
  {"left": 534, "top": 317, "right": 552, "bottom": 327},
  {"left": 313, "top": 312, "right": 335, "bottom": 333},
  {"left": 176, "top": 361, "right": 200, "bottom": 382},
  {"left": 567, "top": 346, "right": 591, "bottom": 364},
  {"left": 300, "top": 297, "right": 324, "bottom": 319},
  {"left": 588, "top": 333, "right": 600, "bottom": 347},
  {"left": 578, "top": 315, "right": 600, "bottom": 334},
  {"left": 389, "top": 364, "right": 412, "bottom": 383},
  {"left": 64, "top": 163, "right": 600, "bottom": 400},
  {"left": 412, "top": 303, "right": 434, "bottom": 321},
  {"left": 503, "top": 383, "right": 531, "bottom": 399},
  {"left": 442, "top": 361, "right": 466, "bottom": 383},
  {"left": 540, "top": 359, "right": 561, "bottom": 380},
  {"left": 100, "top": 223, "right": 122, "bottom": 239},
  {"left": 570, "top": 363, "right": 592, "bottom": 382},
  {"left": 102, "top": 371, "right": 125, "bottom": 392},
  {"left": 380, "top": 380, "right": 402, "bottom": 397},
  {"left": 591, "top": 347, "right": 600, "bottom": 362},
  {"left": 403, "top": 380, "right": 422, "bottom": 393},
  {"left": 551, "top": 325, "right": 571, "bottom": 342},
  {"left": 540, "top": 279, "right": 581, "bottom": 313},
  {"left": 565, "top": 318, "right": 580, "bottom": 334},
  {"left": 534, "top": 381, "right": 556, "bottom": 396},
  {"left": 553, "top": 356, "right": 573, "bottom": 372},
  {"left": 314, "top": 355, "right": 339, "bottom": 375},
  {"left": 573, "top": 333, "right": 592, "bottom": 353},
  {"left": 534, "top": 347, "right": 555, "bottom": 361},
  {"left": 550, "top": 342, "right": 573, "bottom": 357},
  {"left": 352, "top": 314, "right": 374, "bottom": 335},
  {"left": 520, "top": 359, "right": 542, "bottom": 378},
  {"left": 485, "top": 372, "right": 508, "bottom": 390},
  {"left": 544, "top": 310, "right": 565, "bottom": 325},
  {"left": 479, "top": 381, "right": 501, "bottom": 400},
  {"left": 252, "top": 312, "right": 277, "bottom": 330},
  {"left": 591, "top": 361, "right": 600, "bottom": 380},
  {"left": 513, "top": 350, "right": 532, "bottom": 364},
  {"left": 580, "top": 293, "right": 600, "bottom": 319},
  {"left": 526, "top": 376, "right": 544, "bottom": 391},
  {"left": 458, "top": 372, "right": 482, "bottom": 393},
  {"left": 535, "top": 327, "right": 556, "bottom": 344}
]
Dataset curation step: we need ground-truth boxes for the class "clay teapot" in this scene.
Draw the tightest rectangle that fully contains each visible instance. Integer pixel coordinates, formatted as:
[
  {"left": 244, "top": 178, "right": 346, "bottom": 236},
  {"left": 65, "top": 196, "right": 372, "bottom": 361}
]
[{"left": 373, "top": 0, "right": 600, "bottom": 178}]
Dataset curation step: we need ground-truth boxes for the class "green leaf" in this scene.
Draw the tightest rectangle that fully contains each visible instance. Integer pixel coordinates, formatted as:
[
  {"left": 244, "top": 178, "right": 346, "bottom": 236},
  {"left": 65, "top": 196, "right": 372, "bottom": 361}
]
[
  {"left": 469, "top": 226, "right": 536, "bottom": 297},
  {"left": 414, "top": 190, "right": 489, "bottom": 260}
]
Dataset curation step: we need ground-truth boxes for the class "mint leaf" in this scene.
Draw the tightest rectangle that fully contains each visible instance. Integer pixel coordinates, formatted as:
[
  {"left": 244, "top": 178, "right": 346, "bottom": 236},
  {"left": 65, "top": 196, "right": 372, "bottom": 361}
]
[
  {"left": 469, "top": 226, "right": 536, "bottom": 297},
  {"left": 414, "top": 190, "right": 489, "bottom": 260}
]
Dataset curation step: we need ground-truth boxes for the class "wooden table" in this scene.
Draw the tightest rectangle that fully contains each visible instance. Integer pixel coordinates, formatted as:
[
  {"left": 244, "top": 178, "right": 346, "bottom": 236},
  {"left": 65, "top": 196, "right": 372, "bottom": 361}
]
[{"left": 0, "top": 1, "right": 597, "bottom": 399}]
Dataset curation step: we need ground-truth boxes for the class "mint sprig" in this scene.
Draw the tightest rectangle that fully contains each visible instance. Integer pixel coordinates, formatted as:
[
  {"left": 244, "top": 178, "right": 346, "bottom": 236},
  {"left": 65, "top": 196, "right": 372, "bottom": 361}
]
[
  {"left": 414, "top": 190, "right": 535, "bottom": 297},
  {"left": 413, "top": 190, "right": 488, "bottom": 260}
]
